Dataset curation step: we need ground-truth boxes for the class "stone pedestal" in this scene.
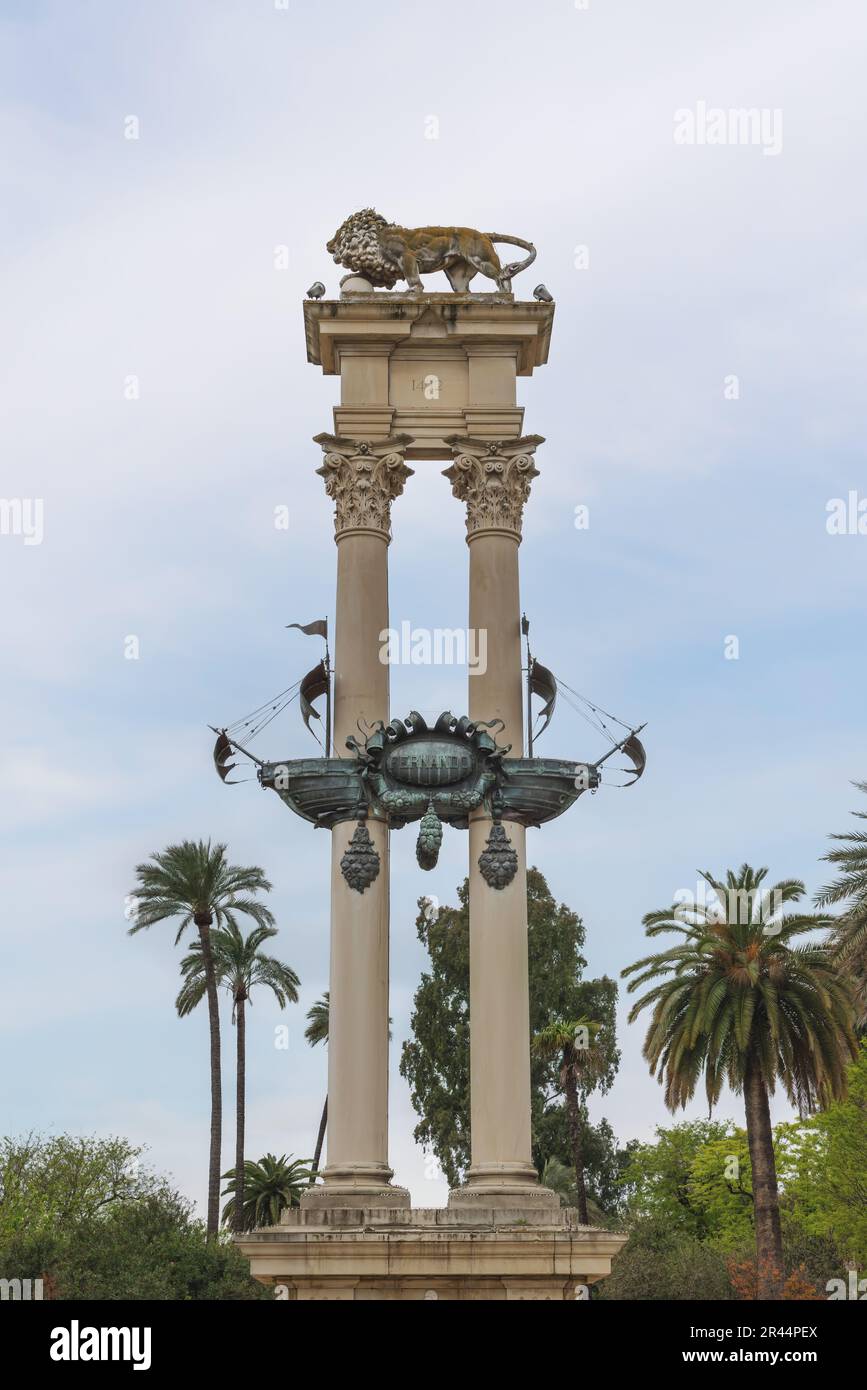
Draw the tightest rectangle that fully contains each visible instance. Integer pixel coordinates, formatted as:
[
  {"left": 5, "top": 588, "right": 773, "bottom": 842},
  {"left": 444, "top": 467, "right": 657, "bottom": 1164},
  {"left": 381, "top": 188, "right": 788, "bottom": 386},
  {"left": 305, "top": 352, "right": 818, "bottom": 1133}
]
[{"left": 237, "top": 1204, "right": 627, "bottom": 1301}]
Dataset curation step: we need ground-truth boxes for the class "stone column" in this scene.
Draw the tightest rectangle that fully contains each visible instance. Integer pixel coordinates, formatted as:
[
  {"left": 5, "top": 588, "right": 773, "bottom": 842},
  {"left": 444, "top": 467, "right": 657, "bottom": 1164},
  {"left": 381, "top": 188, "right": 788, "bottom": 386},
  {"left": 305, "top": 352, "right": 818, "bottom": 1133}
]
[
  {"left": 443, "top": 436, "right": 556, "bottom": 1207},
  {"left": 304, "top": 433, "right": 413, "bottom": 1210}
]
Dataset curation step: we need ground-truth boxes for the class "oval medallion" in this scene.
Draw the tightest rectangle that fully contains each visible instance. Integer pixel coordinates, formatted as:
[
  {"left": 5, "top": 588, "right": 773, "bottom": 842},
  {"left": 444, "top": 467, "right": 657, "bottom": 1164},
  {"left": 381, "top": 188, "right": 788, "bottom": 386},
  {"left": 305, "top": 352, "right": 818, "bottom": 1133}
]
[{"left": 385, "top": 738, "right": 473, "bottom": 787}]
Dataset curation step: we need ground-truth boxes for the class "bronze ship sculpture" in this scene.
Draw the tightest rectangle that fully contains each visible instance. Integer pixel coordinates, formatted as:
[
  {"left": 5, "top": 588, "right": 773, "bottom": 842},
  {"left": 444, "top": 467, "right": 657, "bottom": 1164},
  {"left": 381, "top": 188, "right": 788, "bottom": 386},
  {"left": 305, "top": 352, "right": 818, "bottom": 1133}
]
[{"left": 211, "top": 619, "right": 645, "bottom": 892}]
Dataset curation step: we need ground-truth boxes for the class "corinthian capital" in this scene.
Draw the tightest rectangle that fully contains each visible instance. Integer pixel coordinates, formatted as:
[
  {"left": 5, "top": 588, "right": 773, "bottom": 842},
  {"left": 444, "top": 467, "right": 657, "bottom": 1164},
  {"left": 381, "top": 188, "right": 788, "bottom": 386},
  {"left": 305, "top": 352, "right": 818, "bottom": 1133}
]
[
  {"left": 443, "top": 434, "right": 543, "bottom": 540},
  {"left": 314, "top": 433, "right": 414, "bottom": 540}
]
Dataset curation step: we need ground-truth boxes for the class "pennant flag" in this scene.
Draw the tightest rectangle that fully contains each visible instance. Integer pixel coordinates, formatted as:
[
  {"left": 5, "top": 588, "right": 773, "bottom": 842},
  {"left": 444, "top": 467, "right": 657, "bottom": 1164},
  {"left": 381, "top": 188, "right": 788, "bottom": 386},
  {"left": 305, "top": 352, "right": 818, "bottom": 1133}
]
[{"left": 287, "top": 618, "right": 328, "bottom": 640}]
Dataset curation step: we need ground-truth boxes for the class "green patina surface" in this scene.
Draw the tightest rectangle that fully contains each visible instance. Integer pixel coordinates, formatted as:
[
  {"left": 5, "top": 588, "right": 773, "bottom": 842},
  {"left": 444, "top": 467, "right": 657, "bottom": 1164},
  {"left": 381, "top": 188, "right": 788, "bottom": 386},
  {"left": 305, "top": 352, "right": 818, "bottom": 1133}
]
[{"left": 260, "top": 712, "right": 598, "bottom": 832}]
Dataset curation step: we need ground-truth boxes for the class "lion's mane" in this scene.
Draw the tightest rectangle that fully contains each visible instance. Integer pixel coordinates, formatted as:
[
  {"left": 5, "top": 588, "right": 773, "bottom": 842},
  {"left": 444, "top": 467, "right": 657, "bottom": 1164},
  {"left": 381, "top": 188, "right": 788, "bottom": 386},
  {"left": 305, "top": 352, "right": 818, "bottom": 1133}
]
[{"left": 327, "top": 208, "right": 399, "bottom": 288}]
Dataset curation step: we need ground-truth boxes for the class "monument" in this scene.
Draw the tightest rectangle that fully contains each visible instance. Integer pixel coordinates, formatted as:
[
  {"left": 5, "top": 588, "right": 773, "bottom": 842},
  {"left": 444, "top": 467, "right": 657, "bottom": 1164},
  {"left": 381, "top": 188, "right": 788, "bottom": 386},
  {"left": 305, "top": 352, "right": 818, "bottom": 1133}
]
[{"left": 226, "top": 212, "right": 644, "bottom": 1299}]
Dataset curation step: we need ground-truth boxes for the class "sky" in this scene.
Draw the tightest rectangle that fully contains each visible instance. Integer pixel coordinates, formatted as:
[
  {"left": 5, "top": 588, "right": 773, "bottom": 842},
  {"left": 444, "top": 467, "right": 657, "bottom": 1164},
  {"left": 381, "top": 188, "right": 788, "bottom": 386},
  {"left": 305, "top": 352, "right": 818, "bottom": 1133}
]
[{"left": 1, "top": 0, "right": 866, "bottom": 1214}]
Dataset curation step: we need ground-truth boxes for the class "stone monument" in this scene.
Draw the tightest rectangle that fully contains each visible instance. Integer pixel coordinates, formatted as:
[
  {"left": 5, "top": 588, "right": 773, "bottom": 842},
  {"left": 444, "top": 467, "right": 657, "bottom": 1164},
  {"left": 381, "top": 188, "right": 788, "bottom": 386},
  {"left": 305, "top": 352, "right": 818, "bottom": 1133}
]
[{"left": 234, "top": 213, "right": 634, "bottom": 1299}]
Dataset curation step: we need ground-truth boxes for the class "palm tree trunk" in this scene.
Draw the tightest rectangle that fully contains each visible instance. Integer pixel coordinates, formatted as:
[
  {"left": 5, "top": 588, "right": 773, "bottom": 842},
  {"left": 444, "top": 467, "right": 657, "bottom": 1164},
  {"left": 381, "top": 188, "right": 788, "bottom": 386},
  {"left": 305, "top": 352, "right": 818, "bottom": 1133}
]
[
  {"left": 310, "top": 1095, "right": 327, "bottom": 1180},
  {"left": 743, "top": 1057, "right": 783, "bottom": 1297},
  {"left": 563, "top": 1063, "right": 590, "bottom": 1225},
  {"left": 234, "top": 996, "right": 246, "bottom": 1233},
  {"left": 197, "top": 919, "right": 222, "bottom": 1240}
]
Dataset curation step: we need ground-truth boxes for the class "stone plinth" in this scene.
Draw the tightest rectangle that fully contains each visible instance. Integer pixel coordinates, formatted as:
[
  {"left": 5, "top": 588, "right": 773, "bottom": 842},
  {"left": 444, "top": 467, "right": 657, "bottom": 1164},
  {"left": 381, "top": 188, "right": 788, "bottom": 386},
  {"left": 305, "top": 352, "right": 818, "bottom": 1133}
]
[
  {"left": 302, "top": 292, "right": 554, "bottom": 459},
  {"left": 237, "top": 1204, "right": 626, "bottom": 1301}
]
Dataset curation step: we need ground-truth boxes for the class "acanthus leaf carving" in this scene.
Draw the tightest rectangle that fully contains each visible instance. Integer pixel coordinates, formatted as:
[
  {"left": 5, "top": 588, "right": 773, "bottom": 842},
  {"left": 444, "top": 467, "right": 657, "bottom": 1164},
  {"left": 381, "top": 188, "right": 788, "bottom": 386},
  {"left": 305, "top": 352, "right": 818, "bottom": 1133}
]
[
  {"left": 442, "top": 434, "right": 543, "bottom": 539},
  {"left": 314, "top": 432, "right": 414, "bottom": 538}
]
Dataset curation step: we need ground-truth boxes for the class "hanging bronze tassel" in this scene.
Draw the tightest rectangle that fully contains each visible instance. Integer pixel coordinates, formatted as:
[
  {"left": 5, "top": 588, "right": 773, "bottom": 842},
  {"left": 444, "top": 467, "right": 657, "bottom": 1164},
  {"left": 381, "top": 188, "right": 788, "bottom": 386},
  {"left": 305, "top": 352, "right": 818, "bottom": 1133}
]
[
  {"left": 416, "top": 800, "right": 443, "bottom": 871},
  {"left": 478, "top": 819, "right": 518, "bottom": 890},
  {"left": 340, "top": 813, "right": 380, "bottom": 893}
]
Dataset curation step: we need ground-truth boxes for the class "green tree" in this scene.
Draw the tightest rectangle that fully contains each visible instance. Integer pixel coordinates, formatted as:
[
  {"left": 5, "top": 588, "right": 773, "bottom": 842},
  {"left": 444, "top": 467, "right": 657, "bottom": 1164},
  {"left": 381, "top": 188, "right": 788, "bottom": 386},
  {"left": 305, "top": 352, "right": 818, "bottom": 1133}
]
[
  {"left": 533, "top": 1009, "right": 618, "bottom": 1224},
  {"left": 596, "top": 1214, "right": 734, "bottom": 1302},
  {"left": 302, "top": 993, "right": 391, "bottom": 1183},
  {"left": 687, "top": 1130, "right": 755, "bottom": 1251},
  {"left": 220, "top": 1154, "right": 313, "bottom": 1232},
  {"left": 400, "top": 870, "right": 620, "bottom": 1188},
  {"left": 775, "top": 1041, "right": 867, "bottom": 1263},
  {"left": 534, "top": 976, "right": 620, "bottom": 1209},
  {"left": 619, "top": 1120, "right": 731, "bottom": 1239},
  {"left": 0, "top": 1134, "right": 148, "bottom": 1243},
  {"left": 533, "top": 1112, "right": 629, "bottom": 1218},
  {"left": 0, "top": 1182, "right": 268, "bottom": 1300},
  {"left": 538, "top": 1156, "right": 612, "bottom": 1226},
  {"left": 176, "top": 923, "right": 300, "bottom": 1233},
  {"left": 304, "top": 993, "right": 329, "bottom": 1180},
  {"left": 623, "top": 864, "right": 857, "bottom": 1296},
  {"left": 128, "top": 839, "right": 276, "bottom": 1238},
  {"left": 817, "top": 780, "right": 867, "bottom": 1030},
  {"left": 400, "top": 887, "right": 471, "bottom": 1185}
]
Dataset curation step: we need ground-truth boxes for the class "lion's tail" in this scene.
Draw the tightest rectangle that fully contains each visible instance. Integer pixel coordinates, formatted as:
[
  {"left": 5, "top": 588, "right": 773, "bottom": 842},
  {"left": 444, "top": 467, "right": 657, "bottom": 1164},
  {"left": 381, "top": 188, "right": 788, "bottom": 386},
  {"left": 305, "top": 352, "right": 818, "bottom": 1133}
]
[{"left": 487, "top": 233, "right": 537, "bottom": 277}]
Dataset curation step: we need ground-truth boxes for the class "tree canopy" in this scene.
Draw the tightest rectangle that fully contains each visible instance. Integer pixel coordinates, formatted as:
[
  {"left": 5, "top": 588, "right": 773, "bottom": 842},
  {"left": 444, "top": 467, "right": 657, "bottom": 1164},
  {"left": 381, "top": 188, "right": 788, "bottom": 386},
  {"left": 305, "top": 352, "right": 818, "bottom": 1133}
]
[
  {"left": 400, "top": 868, "right": 621, "bottom": 1199},
  {"left": 0, "top": 1134, "right": 267, "bottom": 1300}
]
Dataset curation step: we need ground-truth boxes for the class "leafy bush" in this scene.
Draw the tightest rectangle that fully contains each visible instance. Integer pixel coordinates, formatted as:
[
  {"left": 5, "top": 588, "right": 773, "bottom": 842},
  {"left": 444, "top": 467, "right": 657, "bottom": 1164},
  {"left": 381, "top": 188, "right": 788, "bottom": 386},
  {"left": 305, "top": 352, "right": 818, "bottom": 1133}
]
[
  {"left": 0, "top": 1134, "right": 268, "bottom": 1300},
  {"left": 596, "top": 1217, "right": 734, "bottom": 1301}
]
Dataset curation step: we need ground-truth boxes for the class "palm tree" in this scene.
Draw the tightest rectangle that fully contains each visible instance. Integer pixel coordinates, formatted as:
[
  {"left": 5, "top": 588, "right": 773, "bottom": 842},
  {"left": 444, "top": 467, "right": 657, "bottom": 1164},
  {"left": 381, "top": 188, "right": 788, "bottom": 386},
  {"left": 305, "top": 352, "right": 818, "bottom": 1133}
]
[
  {"left": 622, "top": 864, "right": 857, "bottom": 1297},
  {"left": 221, "top": 1153, "right": 313, "bottom": 1232},
  {"left": 304, "top": 993, "right": 329, "bottom": 1181},
  {"left": 302, "top": 993, "right": 391, "bottom": 1182},
  {"left": 816, "top": 780, "right": 867, "bottom": 1030},
  {"left": 176, "top": 922, "right": 300, "bottom": 1233},
  {"left": 128, "top": 839, "right": 275, "bottom": 1239},
  {"left": 539, "top": 1156, "right": 607, "bottom": 1225},
  {"left": 533, "top": 1017, "right": 609, "bottom": 1224}
]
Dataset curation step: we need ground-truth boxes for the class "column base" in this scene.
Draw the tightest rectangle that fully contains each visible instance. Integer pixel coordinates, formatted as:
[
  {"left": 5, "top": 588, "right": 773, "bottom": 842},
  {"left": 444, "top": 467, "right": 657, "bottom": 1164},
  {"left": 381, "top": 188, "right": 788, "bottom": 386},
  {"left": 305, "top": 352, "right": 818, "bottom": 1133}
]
[
  {"left": 448, "top": 1183, "right": 561, "bottom": 1216},
  {"left": 301, "top": 1165, "right": 411, "bottom": 1212},
  {"left": 238, "top": 1204, "right": 627, "bottom": 1299},
  {"left": 446, "top": 1161, "right": 560, "bottom": 1215}
]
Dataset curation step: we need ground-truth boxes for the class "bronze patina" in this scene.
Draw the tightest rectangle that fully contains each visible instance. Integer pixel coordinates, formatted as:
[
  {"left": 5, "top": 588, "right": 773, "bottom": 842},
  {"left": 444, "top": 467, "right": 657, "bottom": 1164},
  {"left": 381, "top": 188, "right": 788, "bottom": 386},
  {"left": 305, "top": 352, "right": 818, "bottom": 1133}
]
[
  {"left": 478, "top": 821, "right": 520, "bottom": 891},
  {"left": 346, "top": 711, "right": 509, "bottom": 829},
  {"left": 340, "top": 815, "right": 381, "bottom": 894}
]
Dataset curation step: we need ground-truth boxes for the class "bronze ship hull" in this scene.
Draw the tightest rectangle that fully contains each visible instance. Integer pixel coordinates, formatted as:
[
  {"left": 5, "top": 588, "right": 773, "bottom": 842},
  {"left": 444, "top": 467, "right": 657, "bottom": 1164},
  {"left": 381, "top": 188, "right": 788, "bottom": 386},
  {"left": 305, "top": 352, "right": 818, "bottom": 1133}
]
[{"left": 259, "top": 755, "right": 597, "bottom": 830}]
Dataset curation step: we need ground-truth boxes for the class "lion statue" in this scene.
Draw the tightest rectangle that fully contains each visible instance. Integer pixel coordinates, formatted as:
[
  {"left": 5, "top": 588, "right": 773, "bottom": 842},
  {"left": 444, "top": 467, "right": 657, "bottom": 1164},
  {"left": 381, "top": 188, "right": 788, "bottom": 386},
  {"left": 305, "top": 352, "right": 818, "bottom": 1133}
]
[{"left": 326, "top": 209, "right": 536, "bottom": 293}]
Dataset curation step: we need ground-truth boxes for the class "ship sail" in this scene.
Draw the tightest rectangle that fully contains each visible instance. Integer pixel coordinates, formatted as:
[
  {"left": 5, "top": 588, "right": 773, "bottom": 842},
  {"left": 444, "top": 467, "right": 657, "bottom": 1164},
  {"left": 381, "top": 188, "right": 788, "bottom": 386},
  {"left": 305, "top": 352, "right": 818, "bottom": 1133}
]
[
  {"left": 528, "top": 657, "right": 557, "bottom": 742},
  {"left": 213, "top": 729, "right": 240, "bottom": 784},
  {"left": 299, "top": 660, "right": 329, "bottom": 734},
  {"left": 287, "top": 618, "right": 331, "bottom": 751},
  {"left": 620, "top": 731, "right": 647, "bottom": 786},
  {"left": 522, "top": 615, "right": 558, "bottom": 754}
]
